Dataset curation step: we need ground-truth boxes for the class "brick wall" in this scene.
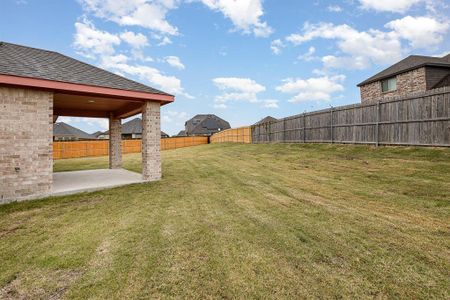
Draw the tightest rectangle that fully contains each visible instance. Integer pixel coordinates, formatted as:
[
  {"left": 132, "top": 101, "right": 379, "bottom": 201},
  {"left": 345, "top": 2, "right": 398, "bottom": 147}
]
[
  {"left": 0, "top": 86, "right": 53, "bottom": 204},
  {"left": 360, "top": 67, "right": 427, "bottom": 103},
  {"left": 142, "top": 101, "right": 161, "bottom": 181},
  {"left": 109, "top": 117, "right": 122, "bottom": 169}
]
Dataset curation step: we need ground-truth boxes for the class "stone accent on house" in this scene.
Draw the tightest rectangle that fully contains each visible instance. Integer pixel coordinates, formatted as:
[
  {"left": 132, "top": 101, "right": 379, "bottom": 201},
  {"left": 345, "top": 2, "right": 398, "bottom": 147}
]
[
  {"left": 109, "top": 116, "right": 122, "bottom": 169},
  {"left": 142, "top": 101, "right": 161, "bottom": 181},
  {"left": 360, "top": 67, "right": 427, "bottom": 103},
  {"left": 0, "top": 87, "right": 53, "bottom": 204}
]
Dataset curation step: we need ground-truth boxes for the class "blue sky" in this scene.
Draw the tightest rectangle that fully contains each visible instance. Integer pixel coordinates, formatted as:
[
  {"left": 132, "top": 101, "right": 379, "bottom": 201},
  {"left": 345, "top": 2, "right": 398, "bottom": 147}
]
[{"left": 1, "top": 0, "right": 449, "bottom": 135}]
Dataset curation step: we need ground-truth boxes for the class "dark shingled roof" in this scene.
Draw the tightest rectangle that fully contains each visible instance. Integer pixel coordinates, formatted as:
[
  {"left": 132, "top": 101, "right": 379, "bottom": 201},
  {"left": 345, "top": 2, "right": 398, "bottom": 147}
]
[
  {"left": 185, "top": 114, "right": 231, "bottom": 136},
  {"left": 53, "top": 122, "right": 95, "bottom": 140},
  {"left": 177, "top": 130, "right": 187, "bottom": 137},
  {"left": 92, "top": 131, "right": 104, "bottom": 138},
  {"left": 254, "top": 116, "right": 277, "bottom": 125},
  {"left": 103, "top": 118, "right": 168, "bottom": 137},
  {"left": 122, "top": 118, "right": 142, "bottom": 135},
  {"left": 358, "top": 54, "right": 450, "bottom": 86},
  {"left": 0, "top": 41, "right": 170, "bottom": 95}
]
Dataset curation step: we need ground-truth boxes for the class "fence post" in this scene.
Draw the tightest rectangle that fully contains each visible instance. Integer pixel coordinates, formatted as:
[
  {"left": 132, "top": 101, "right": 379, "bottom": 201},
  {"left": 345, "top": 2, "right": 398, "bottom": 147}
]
[
  {"left": 330, "top": 106, "right": 334, "bottom": 144},
  {"left": 303, "top": 113, "right": 306, "bottom": 144},
  {"left": 283, "top": 119, "right": 286, "bottom": 143},
  {"left": 376, "top": 101, "right": 380, "bottom": 147}
]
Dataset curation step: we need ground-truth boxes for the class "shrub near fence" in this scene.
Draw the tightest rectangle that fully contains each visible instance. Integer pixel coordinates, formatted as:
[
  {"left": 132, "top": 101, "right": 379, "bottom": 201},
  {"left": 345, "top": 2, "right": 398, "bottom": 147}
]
[
  {"left": 53, "top": 136, "right": 209, "bottom": 159},
  {"left": 252, "top": 87, "right": 450, "bottom": 147},
  {"left": 210, "top": 127, "right": 252, "bottom": 143}
]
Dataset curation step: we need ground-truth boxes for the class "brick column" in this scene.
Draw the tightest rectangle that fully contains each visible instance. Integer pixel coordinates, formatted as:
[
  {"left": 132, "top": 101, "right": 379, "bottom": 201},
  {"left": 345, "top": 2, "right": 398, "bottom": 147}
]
[
  {"left": 142, "top": 101, "right": 161, "bottom": 181},
  {"left": 109, "top": 115, "right": 122, "bottom": 169},
  {"left": 0, "top": 87, "right": 53, "bottom": 204}
]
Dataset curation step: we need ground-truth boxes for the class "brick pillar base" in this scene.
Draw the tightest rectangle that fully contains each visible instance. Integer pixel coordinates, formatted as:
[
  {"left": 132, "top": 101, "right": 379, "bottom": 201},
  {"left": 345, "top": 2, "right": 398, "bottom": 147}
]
[
  {"left": 109, "top": 116, "right": 122, "bottom": 169},
  {"left": 142, "top": 101, "right": 161, "bottom": 181}
]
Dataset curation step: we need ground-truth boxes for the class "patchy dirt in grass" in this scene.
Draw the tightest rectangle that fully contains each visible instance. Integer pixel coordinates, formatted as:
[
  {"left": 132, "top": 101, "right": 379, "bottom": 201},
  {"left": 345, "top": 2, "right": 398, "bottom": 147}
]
[{"left": 0, "top": 269, "right": 81, "bottom": 300}]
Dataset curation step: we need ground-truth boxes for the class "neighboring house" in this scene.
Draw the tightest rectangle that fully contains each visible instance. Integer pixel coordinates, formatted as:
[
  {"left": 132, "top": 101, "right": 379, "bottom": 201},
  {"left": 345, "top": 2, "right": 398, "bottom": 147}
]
[
  {"left": 53, "top": 122, "right": 95, "bottom": 141},
  {"left": 101, "top": 118, "right": 169, "bottom": 139},
  {"left": 177, "top": 130, "right": 187, "bottom": 137},
  {"left": 254, "top": 116, "right": 277, "bottom": 125},
  {"left": 358, "top": 53, "right": 450, "bottom": 103},
  {"left": 184, "top": 114, "right": 231, "bottom": 136},
  {"left": 92, "top": 131, "right": 104, "bottom": 139}
]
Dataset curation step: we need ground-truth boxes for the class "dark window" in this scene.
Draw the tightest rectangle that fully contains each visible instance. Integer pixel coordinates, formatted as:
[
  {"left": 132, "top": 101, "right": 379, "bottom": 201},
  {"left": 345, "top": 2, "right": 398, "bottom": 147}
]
[{"left": 381, "top": 77, "right": 397, "bottom": 92}]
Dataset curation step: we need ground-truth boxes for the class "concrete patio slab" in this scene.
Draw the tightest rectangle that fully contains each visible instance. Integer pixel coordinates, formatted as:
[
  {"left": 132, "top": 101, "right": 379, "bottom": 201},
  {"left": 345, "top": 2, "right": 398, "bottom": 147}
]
[{"left": 52, "top": 169, "right": 145, "bottom": 196}]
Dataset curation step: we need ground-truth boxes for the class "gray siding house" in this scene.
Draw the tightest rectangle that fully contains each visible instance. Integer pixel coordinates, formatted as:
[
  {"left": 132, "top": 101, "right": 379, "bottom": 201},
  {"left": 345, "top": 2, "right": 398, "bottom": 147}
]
[
  {"left": 101, "top": 117, "right": 169, "bottom": 139},
  {"left": 358, "top": 53, "right": 450, "bottom": 103},
  {"left": 53, "top": 122, "right": 95, "bottom": 141}
]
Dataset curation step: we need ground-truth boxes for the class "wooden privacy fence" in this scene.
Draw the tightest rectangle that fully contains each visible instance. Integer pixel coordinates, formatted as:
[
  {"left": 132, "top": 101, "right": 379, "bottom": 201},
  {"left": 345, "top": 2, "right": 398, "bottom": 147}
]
[
  {"left": 252, "top": 87, "right": 450, "bottom": 147},
  {"left": 53, "top": 136, "right": 209, "bottom": 159},
  {"left": 210, "top": 127, "right": 252, "bottom": 143}
]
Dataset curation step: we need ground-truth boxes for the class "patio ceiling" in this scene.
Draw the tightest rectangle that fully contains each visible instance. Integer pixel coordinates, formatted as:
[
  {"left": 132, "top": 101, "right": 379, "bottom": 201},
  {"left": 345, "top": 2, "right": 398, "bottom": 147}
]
[
  {"left": 54, "top": 93, "right": 147, "bottom": 119},
  {"left": 0, "top": 73, "right": 174, "bottom": 121}
]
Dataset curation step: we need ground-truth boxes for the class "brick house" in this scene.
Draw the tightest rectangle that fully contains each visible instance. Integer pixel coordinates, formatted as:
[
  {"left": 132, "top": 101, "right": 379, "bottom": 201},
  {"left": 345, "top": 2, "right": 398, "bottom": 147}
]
[
  {"left": 358, "top": 53, "right": 450, "bottom": 103},
  {"left": 0, "top": 42, "right": 174, "bottom": 203}
]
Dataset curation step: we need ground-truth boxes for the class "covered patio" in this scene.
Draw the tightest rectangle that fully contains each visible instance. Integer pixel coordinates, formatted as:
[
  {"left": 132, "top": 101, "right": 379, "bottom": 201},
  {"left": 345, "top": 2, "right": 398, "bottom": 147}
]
[
  {"left": 0, "top": 42, "right": 174, "bottom": 204},
  {"left": 52, "top": 169, "right": 145, "bottom": 196}
]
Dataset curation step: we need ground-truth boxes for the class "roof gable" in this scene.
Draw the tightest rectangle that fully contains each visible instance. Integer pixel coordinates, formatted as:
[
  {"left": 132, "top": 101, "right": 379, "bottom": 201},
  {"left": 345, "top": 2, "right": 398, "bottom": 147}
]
[
  {"left": 254, "top": 116, "right": 277, "bottom": 125},
  {"left": 53, "top": 122, "right": 95, "bottom": 139},
  {"left": 121, "top": 118, "right": 143, "bottom": 135}
]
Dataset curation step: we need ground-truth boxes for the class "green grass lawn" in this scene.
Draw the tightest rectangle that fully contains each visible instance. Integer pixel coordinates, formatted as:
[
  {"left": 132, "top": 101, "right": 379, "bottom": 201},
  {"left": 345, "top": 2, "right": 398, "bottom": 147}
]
[{"left": 1, "top": 143, "right": 449, "bottom": 299}]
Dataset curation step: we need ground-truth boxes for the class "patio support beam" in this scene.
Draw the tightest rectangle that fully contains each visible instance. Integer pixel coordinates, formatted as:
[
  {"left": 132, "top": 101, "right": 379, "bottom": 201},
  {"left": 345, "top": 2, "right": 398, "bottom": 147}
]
[
  {"left": 142, "top": 101, "right": 161, "bottom": 181},
  {"left": 109, "top": 115, "right": 122, "bottom": 169}
]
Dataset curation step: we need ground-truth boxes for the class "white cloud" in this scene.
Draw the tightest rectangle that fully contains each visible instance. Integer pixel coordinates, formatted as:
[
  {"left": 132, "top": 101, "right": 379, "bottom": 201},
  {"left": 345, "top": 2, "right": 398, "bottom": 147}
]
[
  {"left": 263, "top": 99, "right": 279, "bottom": 108},
  {"left": 164, "top": 56, "right": 185, "bottom": 70},
  {"left": 120, "top": 31, "right": 149, "bottom": 48},
  {"left": 385, "top": 16, "right": 449, "bottom": 48},
  {"left": 286, "top": 22, "right": 403, "bottom": 66},
  {"left": 200, "top": 0, "right": 273, "bottom": 37},
  {"left": 284, "top": 17, "right": 449, "bottom": 70},
  {"left": 359, "top": 0, "right": 421, "bottom": 13},
  {"left": 158, "top": 36, "right": 173, "bottom": 46},
  {"left": 327, "top": 5, "right": 342, "bottom": 12},
  {"left": 271, "top": 39, "right": 285, "bottom": 55},
  {"left": 212, "top": 77, "right": 266, "bottom": 105},
  {"left": 78, "top": 0, "right": 179, "bottom": 35},
  {"left": 102, "top": 58, "right": 193, "bottom": 98},
  {"left": 74, "top": 19, "right": 192, "bottom": 99},
  {"left": 276, "top": 75, "right": 345, "bottom": 103},
  {"left": 162, "top": 110, "right": 188, "bottom": 124},
  {"left": 74, "top": 20, "right": 121, "bottom": 57},
  {"left": 214, "top": 103, "right": 227, "bottom": 109},
  {"left": 322, "top": 55, "right": 369, "bottom": 70},
  {"left": 298, "top": 46, "right": 317, "bottom": 61}
]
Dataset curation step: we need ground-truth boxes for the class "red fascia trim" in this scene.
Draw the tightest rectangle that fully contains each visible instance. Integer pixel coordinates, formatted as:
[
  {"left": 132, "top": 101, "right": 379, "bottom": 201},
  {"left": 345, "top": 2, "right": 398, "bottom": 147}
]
[{"left": 0, "top": 74, "right": 175, "bottom": 103}]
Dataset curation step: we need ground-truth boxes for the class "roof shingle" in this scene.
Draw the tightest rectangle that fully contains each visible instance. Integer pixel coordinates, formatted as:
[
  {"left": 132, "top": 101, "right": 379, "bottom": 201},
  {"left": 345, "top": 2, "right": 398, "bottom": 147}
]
[
  {"left": 53, "top": 122, "right": 95, "bottom": 140},
  {"left": 0, "top": 42, "right": 171, "bottom": 95},
  {"left": 358, "top": 54, "right": 450, "bottom": 86}
]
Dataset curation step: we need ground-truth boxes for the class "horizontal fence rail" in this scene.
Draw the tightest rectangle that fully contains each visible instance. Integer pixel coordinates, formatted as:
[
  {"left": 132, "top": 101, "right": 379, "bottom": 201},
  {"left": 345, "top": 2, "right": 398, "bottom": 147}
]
[
  {"left": 252, "top": 87, "right": 450, "bottom": 147},
  {"left": 53, "top": 136, "right": 209, "bottom": 159},
  {"left": 210, "top": 126, "right": 252, "bottom": 144}
]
